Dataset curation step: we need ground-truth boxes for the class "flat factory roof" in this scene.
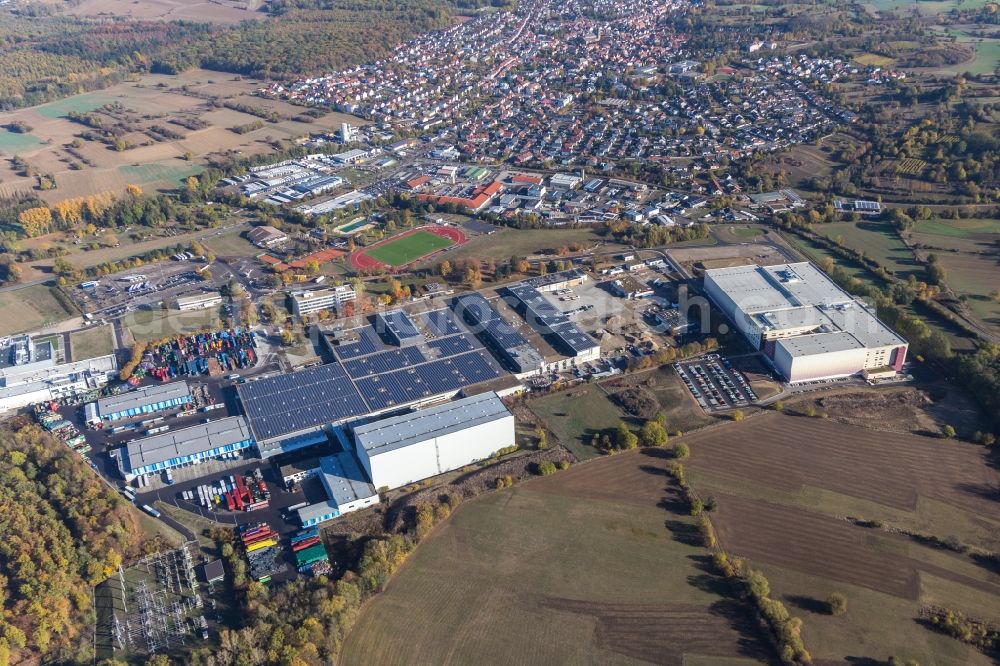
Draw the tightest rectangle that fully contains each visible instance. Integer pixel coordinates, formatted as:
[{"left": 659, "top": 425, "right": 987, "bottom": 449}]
[
  {"left": 319, "top": 452, "right": 377, "bottom": 508},
  {"left": 123, "top": 416, "right": 252, "bottom": 472},
  {"left": 354, "top": 391, "right": 511, "bottom": 457},
  {"left": 707, "top": 262, "right": 905, "bottom": 355},
  {"left": 776, "top": 331, "right": 863, "bottom": 357},
  {"left": 707, "top": 262, "right": 850, "bottom": 314},
  {"left": 237, "top": 364, "right": 368, "bottom": 442},
  {"left": 97, "top": 380, "right": 191, "bottom": 416}
]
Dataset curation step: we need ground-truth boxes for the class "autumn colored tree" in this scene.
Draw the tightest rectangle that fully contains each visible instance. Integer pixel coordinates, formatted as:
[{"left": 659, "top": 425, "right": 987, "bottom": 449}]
[{"left": 17, "top": 207, "right": 53, "bottom": 237}]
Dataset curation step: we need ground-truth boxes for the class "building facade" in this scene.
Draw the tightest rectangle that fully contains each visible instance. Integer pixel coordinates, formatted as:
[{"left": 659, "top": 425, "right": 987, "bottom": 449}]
[
  {"left": 704, "top": 262, "right": 907, "bottom": 383},
  {"left": 290, "top": 286, "right": 357, "bottom": 316},
  {"left": 119, "top": 416, "right": 255, "bottom": 478},
  {"left": 175, "top": 292, "right": 223, "bottom": 311},
  {"left": 352, "top": 392, "right": 515, "bottom": 490}
]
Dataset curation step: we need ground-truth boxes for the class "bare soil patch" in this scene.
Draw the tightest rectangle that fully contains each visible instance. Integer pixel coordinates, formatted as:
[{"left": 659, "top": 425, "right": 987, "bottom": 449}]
[{"left": 683, "top": 413, "right": 998, "bottom": 521}]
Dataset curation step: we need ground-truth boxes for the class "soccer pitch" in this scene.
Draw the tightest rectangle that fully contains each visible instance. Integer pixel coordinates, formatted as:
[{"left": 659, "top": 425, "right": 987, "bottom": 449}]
[{"left": 364, "top": 230, "right": 454, "bottom": 266}]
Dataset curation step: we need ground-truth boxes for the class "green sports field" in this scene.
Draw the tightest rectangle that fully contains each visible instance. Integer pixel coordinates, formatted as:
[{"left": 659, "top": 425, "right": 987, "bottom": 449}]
[{"left": 364, "top": 230, "right": 454, "bottom": 266}]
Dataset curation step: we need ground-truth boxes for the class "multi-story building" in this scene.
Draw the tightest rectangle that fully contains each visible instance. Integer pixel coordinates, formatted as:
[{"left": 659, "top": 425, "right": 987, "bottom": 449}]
[{"left": 289, "top": 286, "right": 357, "bottom": 316}]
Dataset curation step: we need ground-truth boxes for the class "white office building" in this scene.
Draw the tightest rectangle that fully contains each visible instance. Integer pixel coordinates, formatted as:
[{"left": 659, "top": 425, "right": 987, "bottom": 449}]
[{"left": 289, "top": 285, "right": 357, "bottom": 316}]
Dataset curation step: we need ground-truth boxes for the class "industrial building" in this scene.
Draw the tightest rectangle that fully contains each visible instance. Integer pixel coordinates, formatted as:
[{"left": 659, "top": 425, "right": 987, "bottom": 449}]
[
  {"left": 289, "top": 286, "right": 357, "bottom": 316},
  {"left": 296, "top": 453, "right": 379, "bottom": 527},
  {"left": 453, "top": 293, "right": 544, "bottom": 375},
  {"left": 239, "top": 308, "right": 505, "bottom": 457},
  {"left": 247, "top": 226, "right": 288, "bottom": 248},
  {"left": 352, "top": 392, "right": 514, "bottom": 490},
  {"left": 704, "top": 262, "right": 908, "bottom": 383},
  {"left": 94, "top": 381, "right": 193, "bottom": 422},
  {"left": 175, "top": 292, "right": 223, "bottom": 311},
  {"left": 0, "top": 335, "right": 117, "bottom": 412},
  {"left": 118, "top": 416, "right": 255, "bottom": 479},
  {"left": 507, "top": 279, "right": 601, "bottom": 365},
  {"left": 375, "top": 310, "right": 424, "bottom": 347}
]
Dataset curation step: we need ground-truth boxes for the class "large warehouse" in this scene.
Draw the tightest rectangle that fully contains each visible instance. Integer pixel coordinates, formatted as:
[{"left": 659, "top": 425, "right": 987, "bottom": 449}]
[
  {"left": 704, "top": 262, "right": 908, "bottom": 383},
  {"left": 239, "top": 307, "right": 507, "bottom": 457},
  {"left": 118, "top": 416, "right": 255, "bottom": 478},
  {"left": 94, "top": 381, "right": 193, "bottom": 422},
  {"left": 289, "top": 392, "right": 514, "bottom": 528},
  {"left": 0, "top": 334, "right": 117, "bottom": 412},
  {"left": 352, "top": 392, "right": 515, "bottom": 490}
]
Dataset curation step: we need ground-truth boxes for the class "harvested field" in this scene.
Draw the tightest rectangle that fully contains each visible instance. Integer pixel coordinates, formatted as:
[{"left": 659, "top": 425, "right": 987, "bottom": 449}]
[
  {"left": 683, "top": 413, "right": 999, "bottom": 528},
  {"left": 49, "top": 0, "right": 264, "bottom": 23},
  {"left": 679, "top": 412, "right": 1000, "bottom": 664},
  {"left": 0, "top": 70, "right": 365, "bottom": 203},
  {"left": 341, "top": 451, "right": 775, "bottom": 666},
  {"left": 0, "top": 284, "right": 78, "bottom": 335},
  {"left": 784, "top": 386, "right": 985, "bottom": 438}
]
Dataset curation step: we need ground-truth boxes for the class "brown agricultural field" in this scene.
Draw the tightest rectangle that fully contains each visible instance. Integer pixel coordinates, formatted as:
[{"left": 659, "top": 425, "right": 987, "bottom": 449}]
[
  {"left": 43, "top": 0, "right": 264, "bottom": 23},
  {"left": 341, "top": 449, "right": 777, "bottom": 666},
  {"left": 684, "top": 413, "right": 999, "bottom": 535},
  {"left": 683, "top": 412, "right": 1000, "bottom": 665},
  {"left": 0, "top": 70, "right": 365, "bottom": 203}
]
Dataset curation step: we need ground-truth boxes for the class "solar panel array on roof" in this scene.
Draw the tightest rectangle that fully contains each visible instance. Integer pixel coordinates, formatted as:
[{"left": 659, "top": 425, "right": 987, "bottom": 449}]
[
  {"left": 375, "top": 310, "right": 424, "bottom": 346},
  {"left": 356, "top": 351, "right": 502, "bottom": 412},
  {"left": 428, "top": 334, "right": 477, "bottom": 356},
  {"left": 342, "top": 346, "right": 426, "bottom": 378},
  {"left": 453, "top": 293, "right": 531, "bottom": 350},
  {"left": 507, "top": 283, "right": 598, "bottom": 356},
  {"left": 333, "top": 326, "right": 386, "bottom": 359},
  {"left": 419, "top": 309, "right": 463, "bottom": 337},
  {"left": 237, "top": 364, "right": 368, "bottom": 441}
]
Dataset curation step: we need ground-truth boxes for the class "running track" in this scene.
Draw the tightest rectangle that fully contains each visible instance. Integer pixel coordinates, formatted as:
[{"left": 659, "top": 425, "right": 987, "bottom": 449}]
[{"left": 349, "top": 225, "right": 467, "bottom": 272}]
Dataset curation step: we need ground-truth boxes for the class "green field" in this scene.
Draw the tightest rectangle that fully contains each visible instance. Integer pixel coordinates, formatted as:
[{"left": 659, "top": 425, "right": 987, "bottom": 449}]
[
  {"left": 123, "top": 307, "right": 222, "bottom": 343},
  {"left": 928, "top": 29, "right": 1000, "bottom": 75},
  {"left": 69, "top": 325, "right": 115, "bottom": 359},
  {"left": 0, "top": 284, "right": 78, "bottom": 336},
  {"left": 0, "top": 129, "right": 44, "bottom": 153},
  {"left": 867, "top": 0, "right": 992, "bottom": 15},
  {"left": 819, "top": 221, "right": 921, "bottom": 278},
  {"left": 118, "top": 162, "right": 204, "bottom": 186},
  {"left": 35, "top": 93, "right": 114, "bottom": 120},
  {"left": 365, "top": 230, "right": 454, "bottom": 266},
  {"left": 908, "top": 218, "right": 1000, "bottom": 335},
  {"left": 203, "top": 229, "right": 260, "bottom": 257},
  {"left": 341, "top": 459, "right": 772, "bottom": 666},
  {"left": 914, "top": 217, "right": 1000, "bottom": 238},
  {"left": 433, "top": 227, "right": 621, "bottom": 268},
  {"left": 529, "top": 370, "right": 715, "bottom": 460},
  {"left": 528, "top": 387, "right": 629, "bottom": 460}
]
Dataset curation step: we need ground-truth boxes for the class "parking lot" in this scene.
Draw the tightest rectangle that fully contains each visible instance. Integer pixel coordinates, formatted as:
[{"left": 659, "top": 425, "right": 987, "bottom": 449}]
[{"left": 674, "top": 354, "right": 757, "bottom": 411}]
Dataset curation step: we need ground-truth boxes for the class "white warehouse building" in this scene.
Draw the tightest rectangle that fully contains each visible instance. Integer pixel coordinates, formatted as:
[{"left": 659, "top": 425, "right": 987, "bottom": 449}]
[
  {"left": 352, "top": 392, "right": 514, "bottom": 490},
  {"left": 704, "top": 262, "right": 908, "bottom": 383}
]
